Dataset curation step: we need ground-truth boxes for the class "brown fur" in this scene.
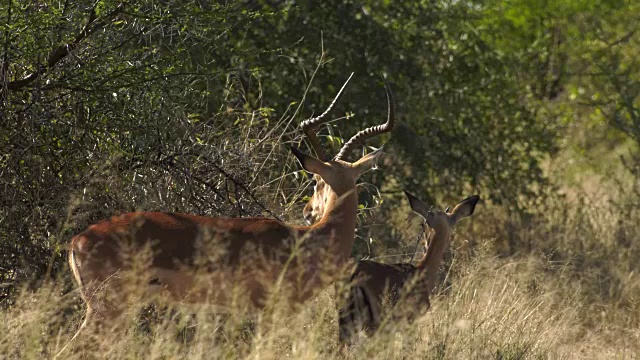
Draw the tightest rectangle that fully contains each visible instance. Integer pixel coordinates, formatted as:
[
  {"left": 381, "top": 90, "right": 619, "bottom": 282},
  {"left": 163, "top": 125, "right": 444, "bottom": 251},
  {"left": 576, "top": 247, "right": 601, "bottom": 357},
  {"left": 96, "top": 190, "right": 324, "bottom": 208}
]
[
  {"left": 58, "top": 151, "right": 375, "bottom": 359},
  {"left": 57, "top": 79, "right": 395, "bottom": 358},
  {"left": 337, "top": 194, "right": 479, "bottom": 345}
]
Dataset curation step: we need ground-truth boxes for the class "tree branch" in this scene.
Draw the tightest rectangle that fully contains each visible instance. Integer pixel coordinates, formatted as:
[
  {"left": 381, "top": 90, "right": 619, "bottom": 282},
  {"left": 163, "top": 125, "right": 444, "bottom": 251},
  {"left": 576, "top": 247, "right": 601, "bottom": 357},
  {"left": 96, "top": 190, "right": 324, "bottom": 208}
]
[
  {"left": 5, "top": 2, "right": 125, "bottom": 92},
  {"left": 607, "top": 30, "right": 636, "bottom": 49},
  {"left": 1, "top": 0, "right": 12, "bottom": 102}
]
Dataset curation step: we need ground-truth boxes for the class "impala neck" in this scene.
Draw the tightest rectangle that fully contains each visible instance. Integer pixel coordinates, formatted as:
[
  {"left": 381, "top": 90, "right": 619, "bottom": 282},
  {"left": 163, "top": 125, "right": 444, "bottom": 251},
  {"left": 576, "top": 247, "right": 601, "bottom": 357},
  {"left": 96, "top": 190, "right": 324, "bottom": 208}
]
[
  {"left": 310, "top": 188, "right": 358, "bottom": 264},
  {"left": 416, "top": 222, "right": 451, "bottom": 294}
]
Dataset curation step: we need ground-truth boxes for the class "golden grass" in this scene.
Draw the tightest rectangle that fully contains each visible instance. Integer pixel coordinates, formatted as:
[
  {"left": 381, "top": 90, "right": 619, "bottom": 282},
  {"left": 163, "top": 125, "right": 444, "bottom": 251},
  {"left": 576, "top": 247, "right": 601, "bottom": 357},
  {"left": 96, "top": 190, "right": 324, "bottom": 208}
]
[
  {"left": 2, "top": 223, "right": 638, "bottom": 360},
  {"left": 3, "top": 150, "right": 640, "bottom": 359}
]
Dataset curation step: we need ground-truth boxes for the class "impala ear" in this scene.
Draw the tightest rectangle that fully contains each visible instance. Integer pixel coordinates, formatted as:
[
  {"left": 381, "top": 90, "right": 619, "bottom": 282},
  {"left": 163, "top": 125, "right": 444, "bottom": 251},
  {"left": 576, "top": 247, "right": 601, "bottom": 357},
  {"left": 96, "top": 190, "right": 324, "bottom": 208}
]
[
  {"left": 449, "top": 195, "right": 480, "bottom": 225},
  {"left": 404, "top": 190, "right": 431, "bottom": 220},
  {"left": 349, "top": 147, "right": 384, "bottom": 179},
  {"left": 291, "top": 146, "right": 330, "bottom": 177}
]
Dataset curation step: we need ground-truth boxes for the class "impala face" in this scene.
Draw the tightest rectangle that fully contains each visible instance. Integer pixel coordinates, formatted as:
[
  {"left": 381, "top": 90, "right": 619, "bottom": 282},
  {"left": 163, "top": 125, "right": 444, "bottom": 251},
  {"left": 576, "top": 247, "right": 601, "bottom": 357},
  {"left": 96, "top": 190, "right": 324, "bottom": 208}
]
[
  {"left": 300, "top": 75, "right": 394, "bottom": 226},
  {"left": 405, "top": 193, "right": 480, "bottom": 230},
  {"left": 302, "top": 149, "right": 383, "bottom": 225},
  {"left": 304, "top": 174, "right": 325, "bottom": 225}
]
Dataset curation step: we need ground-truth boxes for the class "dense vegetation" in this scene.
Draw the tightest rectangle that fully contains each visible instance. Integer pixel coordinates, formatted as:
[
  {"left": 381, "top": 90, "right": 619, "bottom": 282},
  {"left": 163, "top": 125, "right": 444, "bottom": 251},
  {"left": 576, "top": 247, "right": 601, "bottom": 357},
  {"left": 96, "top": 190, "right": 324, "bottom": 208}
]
[{"left": 0, "top": 0, "right": 638, "bottom": 358}]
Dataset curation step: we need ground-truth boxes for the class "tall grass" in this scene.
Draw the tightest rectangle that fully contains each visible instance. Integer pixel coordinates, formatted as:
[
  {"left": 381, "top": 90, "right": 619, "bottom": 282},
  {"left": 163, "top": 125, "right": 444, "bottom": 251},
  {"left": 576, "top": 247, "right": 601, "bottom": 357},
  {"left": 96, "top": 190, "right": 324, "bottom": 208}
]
[
  {"left": 2, "top": 77, "right": 639, "bottom": 359},
  {"left": 2, "top": 199, "right": 639, "bottom": 359}
]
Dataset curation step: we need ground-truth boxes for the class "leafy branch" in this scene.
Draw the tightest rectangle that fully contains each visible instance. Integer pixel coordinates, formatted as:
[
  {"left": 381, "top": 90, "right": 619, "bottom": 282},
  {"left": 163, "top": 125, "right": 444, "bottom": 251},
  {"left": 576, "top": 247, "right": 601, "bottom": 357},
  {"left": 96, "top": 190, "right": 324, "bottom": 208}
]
[{"left": 2, "top": 2, "right": 125, "bottom": 93}]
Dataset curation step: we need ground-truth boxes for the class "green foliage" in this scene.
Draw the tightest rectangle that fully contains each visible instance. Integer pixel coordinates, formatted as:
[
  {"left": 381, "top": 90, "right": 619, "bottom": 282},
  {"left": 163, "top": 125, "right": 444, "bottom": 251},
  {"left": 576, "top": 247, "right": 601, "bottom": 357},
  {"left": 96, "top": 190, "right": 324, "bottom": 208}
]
[
  {"left": 476, "top": 0, "right": 640, "bottom": 146},
  {"left": 0, "top": 1, "right": 639, "bottom": 357},
  {"left": 0, "top": 0, "right": 293, "bottom": 300},
  {"left": 0, "top": 0, "right": 639, "bottom": 318},
  {"left": 217, "top": 0, "right": 555, "bottom": 211}
]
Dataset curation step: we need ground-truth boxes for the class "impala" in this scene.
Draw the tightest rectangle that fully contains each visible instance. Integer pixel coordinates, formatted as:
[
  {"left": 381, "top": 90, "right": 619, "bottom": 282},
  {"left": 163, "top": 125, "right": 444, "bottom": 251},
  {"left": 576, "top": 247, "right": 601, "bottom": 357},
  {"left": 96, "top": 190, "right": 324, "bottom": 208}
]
[
  {"left": 337, "top": 192, "right": 479, "bottom": 344},
  {"left": 60, "top": 76, "right": 396, "bottom": 354}
]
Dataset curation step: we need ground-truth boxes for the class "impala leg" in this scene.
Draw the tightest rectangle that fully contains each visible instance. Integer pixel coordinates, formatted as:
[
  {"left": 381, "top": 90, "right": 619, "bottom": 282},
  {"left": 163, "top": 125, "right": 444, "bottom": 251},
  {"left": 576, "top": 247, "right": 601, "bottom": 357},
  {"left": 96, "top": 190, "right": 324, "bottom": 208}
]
[
  {"left": 338, "top": 306, "right": 355, "bottom": 345},
  {"left": 336, "top": 279, "right": 359, "bottom": 347}
]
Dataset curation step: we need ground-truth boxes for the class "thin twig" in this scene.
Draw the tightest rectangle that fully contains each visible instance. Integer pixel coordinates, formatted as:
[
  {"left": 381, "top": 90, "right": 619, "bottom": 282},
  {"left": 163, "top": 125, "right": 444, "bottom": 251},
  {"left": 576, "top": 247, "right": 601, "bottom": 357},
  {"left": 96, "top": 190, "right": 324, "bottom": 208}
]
[{"left": 4, "top": 2, "right": 125, "bottom": 92}]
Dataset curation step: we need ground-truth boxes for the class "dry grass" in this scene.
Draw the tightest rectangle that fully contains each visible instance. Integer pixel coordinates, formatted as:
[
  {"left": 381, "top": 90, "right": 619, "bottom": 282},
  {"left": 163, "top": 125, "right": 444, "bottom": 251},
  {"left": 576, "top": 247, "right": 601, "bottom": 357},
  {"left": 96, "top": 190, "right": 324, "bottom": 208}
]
[
  {"left": 2, "top": 76, "right": 639, "bottom": 359},
  {"left": 2, "top": 203, "right": 639, "bottom": 360}
]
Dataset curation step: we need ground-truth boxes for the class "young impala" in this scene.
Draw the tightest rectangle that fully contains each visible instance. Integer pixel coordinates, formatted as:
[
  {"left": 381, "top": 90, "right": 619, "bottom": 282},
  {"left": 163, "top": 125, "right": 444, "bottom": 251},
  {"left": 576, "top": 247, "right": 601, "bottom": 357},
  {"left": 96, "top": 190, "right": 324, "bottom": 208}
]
[
  {"left": 337, "top": 192, "right": 479, "bottom": 345},
  {"left": 60, "top": 76, "right": 395, "bottom": 354}
]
